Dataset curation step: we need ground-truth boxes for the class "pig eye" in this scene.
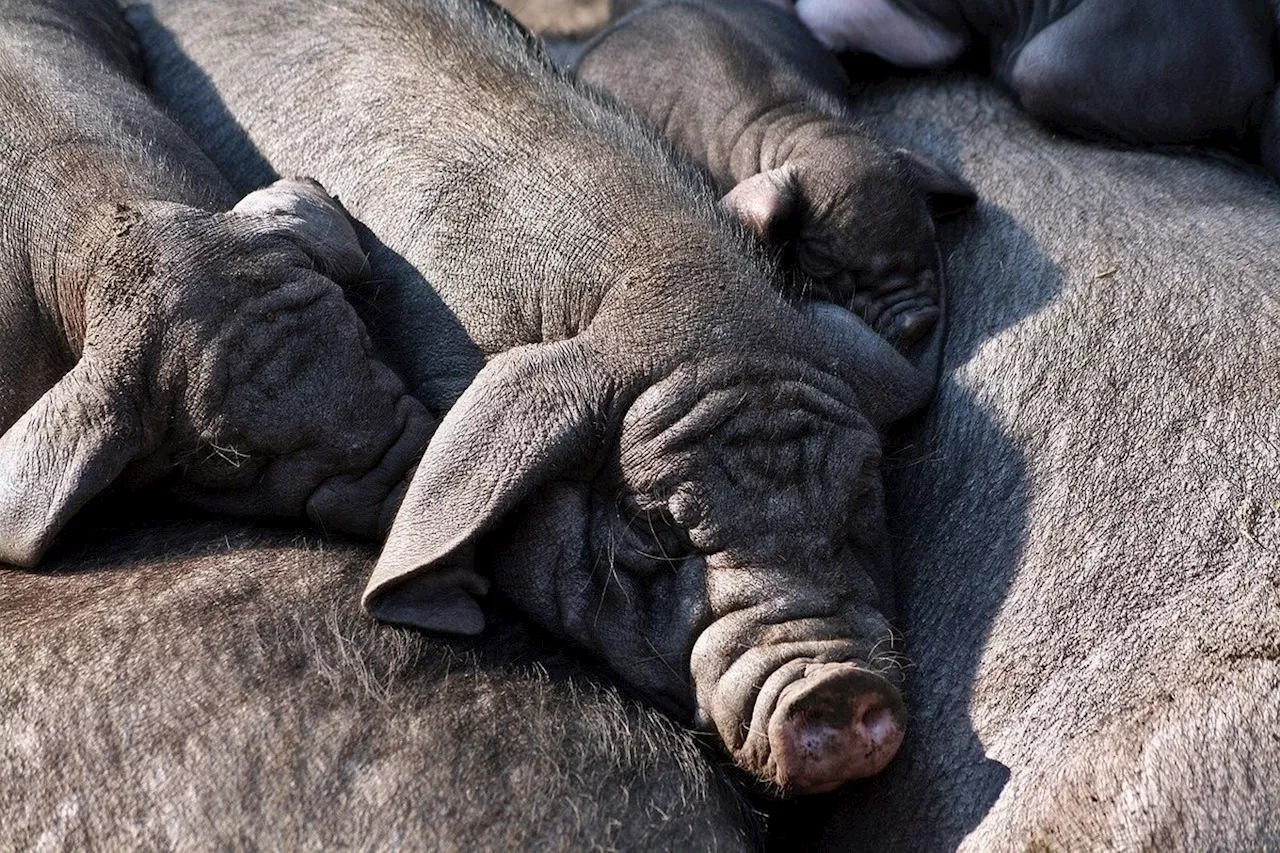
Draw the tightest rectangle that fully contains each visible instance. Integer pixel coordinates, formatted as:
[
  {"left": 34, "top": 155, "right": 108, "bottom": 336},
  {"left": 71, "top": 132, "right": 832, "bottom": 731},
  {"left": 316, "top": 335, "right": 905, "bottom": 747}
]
[
  {"left": 845, "top": 475, "right": 884, "bottom": 548},
  {"left": 667, "top": 485, "right": 704, "bottom": 528},
  {"left": 613, "top": 505, "right": 692, "bottom": 579},
  {"left": 797, "top": 241, "right": 840, "bottom": 280}
]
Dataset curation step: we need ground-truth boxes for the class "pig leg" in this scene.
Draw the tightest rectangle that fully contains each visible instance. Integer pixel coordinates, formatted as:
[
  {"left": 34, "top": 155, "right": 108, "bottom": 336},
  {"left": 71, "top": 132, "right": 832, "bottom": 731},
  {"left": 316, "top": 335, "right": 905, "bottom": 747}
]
[
  {"left": 1007, "top": 0, "right": 1274, "bottom": 145},
  {"left": 794, "top": 0, "right": 968, "bottom": 68}
]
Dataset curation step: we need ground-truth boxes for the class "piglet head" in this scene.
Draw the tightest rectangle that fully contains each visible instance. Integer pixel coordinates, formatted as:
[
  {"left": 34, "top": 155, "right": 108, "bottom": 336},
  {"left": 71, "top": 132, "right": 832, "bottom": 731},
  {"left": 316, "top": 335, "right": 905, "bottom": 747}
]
[
  {"left": 365, "top": 294, "right": 927, "bottom": 794},
  {"left": 722, "top": 134, "right": 973, "bottom": 347},
  {"left": 593, "top": 348, "right": 908, "bottom": 793},
  {"left": 0, "top": 178, "right": 431, "bottom": 566},
  {"left": 161, "top": 178, "right": 434, "bottom": 538}
]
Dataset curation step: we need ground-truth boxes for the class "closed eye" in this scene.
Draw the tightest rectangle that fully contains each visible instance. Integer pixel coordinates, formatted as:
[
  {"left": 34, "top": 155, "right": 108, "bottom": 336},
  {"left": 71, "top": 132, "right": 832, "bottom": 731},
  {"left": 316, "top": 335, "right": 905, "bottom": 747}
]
[
  {"left": 613, "top": 503, "right": 694, "bottom": 578},
  {"left": 798, "top": 245, "right": 840, "bottom": 280}
]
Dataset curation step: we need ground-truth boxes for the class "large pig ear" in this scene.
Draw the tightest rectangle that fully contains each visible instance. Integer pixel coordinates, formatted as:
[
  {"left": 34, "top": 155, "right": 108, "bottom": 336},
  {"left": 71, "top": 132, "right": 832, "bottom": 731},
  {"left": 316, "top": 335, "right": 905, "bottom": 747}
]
[
  {"left": 363, "top": 339, "right": 615, "bottom": 635},
  {"left": 720, "top": 166, "right": 801, "bottom": 242},
  {"left": 897, "top": 148, "right": 976, "bottom": 220},
  {"left": 231, "top": 177, "right": 368, "bottom": 282},
  {"left": 801, "top": 300, "right": 934, "bottom": 427},
  {"left": 0, "top": 358, "right": 143, "bottom": 567}
]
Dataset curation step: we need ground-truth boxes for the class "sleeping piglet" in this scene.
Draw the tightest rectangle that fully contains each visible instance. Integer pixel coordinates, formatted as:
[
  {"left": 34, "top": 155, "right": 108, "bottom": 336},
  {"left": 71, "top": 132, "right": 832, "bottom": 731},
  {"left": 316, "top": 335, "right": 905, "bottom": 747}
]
[
  {"left": 0, "top": 0, "right": 431, "bottom": 566},
  {"left": 128, "top": 0, "right": 938, "bottom": 794},
  {"left": 573, "top": 0, "right": 976, "bottom": 344}
]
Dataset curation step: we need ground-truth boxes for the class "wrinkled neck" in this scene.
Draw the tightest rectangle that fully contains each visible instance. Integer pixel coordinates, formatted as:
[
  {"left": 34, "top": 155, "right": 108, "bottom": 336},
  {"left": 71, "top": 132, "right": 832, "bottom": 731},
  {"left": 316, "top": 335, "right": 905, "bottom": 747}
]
[{"left": 723, "top": 105, "right": 843, "bottom": 186}]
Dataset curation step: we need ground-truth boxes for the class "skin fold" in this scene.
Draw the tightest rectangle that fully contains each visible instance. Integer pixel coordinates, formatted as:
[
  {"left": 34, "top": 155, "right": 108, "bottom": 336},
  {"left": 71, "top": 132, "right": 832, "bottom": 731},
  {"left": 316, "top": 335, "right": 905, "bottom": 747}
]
[
  {"left": 125, "top": 0, "right": 942, "bottom": 793},
  {"left": 0, "top": 0, "right": 432, "bottom": 566},
  {"left": 572, "top": 0, "right": 976, "bottom": 345}
]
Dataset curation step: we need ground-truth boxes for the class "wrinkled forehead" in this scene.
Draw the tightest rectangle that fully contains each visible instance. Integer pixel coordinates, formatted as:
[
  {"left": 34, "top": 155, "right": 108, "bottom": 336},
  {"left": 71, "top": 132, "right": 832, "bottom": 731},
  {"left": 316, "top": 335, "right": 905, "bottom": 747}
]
[{"left": 617, "top": 357, "right": 880, "bottom": 523}]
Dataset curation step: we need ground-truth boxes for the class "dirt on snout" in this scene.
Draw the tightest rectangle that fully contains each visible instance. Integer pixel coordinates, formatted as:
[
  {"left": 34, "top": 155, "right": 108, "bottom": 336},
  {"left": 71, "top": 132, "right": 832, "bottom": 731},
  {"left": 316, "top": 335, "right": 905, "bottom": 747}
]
[{"left": 495, "top": 0, "right": 609, "bottom": 36}]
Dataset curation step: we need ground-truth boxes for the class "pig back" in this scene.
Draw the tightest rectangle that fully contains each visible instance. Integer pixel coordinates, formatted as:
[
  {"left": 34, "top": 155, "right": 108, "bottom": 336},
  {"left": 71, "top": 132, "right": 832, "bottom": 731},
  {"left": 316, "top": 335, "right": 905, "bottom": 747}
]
[
  {"left": 788, "top": 75, "right": 1280, "bottom": 851},
  {"left": 0, "top": 518, "right": 760, "bottom": 849},
  {"left": 126, "top": 0, "right": 758, "bottom": 378}
]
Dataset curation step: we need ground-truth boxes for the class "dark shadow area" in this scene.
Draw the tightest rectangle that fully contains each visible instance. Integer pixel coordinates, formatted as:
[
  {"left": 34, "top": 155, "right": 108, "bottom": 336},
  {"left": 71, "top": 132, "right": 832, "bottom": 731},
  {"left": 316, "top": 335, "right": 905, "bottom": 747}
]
[
  {"left": 127, "top": 4, "right": 277, "bottom": 190},
  {"left": 345, "top": 225, "right": 486, "bottom": 416}
]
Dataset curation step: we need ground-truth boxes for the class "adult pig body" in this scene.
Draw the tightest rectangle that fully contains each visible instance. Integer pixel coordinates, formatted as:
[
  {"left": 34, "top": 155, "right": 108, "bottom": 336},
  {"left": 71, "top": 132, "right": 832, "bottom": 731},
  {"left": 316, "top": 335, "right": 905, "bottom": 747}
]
[
  {"left": 0, "top": 0, "right": 429, "bottom": 565},
  {"left": 781, "top": 77, "right": 1280, "bottom": 849},
  {"left": 574, "top": 0, "right": 975, "bottom": 342},
  {"left": 0, "top": 519, "right": 758, "bottom": 850},
  {"left": 127, "top": 0, "right": 936, "bottom": 793},
  {"left": 797, "top": 0, "right": 1277, "bottom": 167}
]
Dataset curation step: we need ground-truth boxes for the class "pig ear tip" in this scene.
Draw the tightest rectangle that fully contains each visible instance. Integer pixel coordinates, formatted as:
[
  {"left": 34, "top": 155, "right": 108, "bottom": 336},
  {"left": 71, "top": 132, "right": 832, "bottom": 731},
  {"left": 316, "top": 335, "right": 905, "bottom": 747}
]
[{"left": 366, "top": 585, "right": 486, "bottom": 636}]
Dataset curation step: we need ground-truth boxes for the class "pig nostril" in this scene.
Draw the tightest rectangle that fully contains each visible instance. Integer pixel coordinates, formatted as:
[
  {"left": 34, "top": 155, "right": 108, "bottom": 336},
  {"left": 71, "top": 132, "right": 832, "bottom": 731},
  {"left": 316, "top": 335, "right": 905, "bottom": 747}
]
[
  {"left": 862, "top": 704, "right": 898, "bottom": 745},
  {"left": 767, "top": 665, "right": 905, "bottom": 795}
]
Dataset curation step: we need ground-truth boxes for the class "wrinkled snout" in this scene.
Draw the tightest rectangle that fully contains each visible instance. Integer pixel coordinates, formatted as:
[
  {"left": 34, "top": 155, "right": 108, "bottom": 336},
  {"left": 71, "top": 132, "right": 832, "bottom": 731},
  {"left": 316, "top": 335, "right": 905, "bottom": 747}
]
[
  {"left": 690, "top": 585, "right": 905, "bottom": 795},
  {"left": 768, "top": 662, "right": 904, "bottom": 793},
  {"left": 850, "top": 267, "right": 940, "bottom": 346},
  {"left": 305, "top": 393, "right": 435, "bottom": 538}
]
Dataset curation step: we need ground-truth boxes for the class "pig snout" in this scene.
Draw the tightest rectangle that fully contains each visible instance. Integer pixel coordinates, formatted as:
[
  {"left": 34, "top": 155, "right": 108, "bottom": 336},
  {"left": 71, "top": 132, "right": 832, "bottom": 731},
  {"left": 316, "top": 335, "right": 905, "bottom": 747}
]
[
  {"left": 848, "top": 267, "right": 940, "bottom": 345},
  {"left": 768, "top": 662, "right": 905, "bottom": 793},
  {"left": 690, "top": 592, "right": 905, "bottom": 795},
  {"left": 305, "top": 394, "right": 435, "bottom": 539}
]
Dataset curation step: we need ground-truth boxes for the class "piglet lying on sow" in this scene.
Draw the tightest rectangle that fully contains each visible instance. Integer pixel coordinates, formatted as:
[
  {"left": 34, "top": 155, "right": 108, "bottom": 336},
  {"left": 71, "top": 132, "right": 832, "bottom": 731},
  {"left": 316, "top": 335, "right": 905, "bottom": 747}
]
[
  {"left": 0, "top": 0, "right": 431, "bottom": 566},
  {"left": 574, "top": 0, "right": 975, "bottom": 343},
  {"left": 130, "top": 0, "right": 932, "bottom": 793}
]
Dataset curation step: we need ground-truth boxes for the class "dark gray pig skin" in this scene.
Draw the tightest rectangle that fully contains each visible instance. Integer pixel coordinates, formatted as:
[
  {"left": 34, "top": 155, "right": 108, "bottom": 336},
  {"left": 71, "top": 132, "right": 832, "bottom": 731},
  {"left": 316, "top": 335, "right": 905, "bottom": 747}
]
[
  {"left": 0, "top": 0, "right": 432, "bottom": 567},
  {"left": 124, "top": 0, "right": 938, "bottom": 794},
  {"left": 796, "top": 0, "right": 1280, "bottom": 173},
  {"left": 575, "top": 0, "right": 976, "bottom": 344},
  {"left": 771, "top": 76, "right": 1280, "bottom": 851},
  {"left": 0, "top": 519, "right": 760, "bottom": 850}
]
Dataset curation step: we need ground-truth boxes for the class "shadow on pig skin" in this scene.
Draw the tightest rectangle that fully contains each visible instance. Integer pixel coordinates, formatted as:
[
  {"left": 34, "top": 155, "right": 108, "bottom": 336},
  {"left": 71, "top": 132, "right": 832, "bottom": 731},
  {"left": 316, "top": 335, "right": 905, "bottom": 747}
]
[
  {"left": 766, "top": 82, "right": 1062, "bottom": 850},
  {"left": 344, "top": 224, "right": 486, "bottom": 416},
  {"left": 788, "top": 75, "right": 1280, "bottom": 852},
  {"left": 1, "top": 516, "right": 762, "bottom": 850}
]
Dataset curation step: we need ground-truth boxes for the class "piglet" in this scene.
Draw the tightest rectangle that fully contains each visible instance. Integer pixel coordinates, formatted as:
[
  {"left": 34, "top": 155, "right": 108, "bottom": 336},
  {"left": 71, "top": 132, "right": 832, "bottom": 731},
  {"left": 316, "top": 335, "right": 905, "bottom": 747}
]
[
  {"left": 0, "top": 0, "right": 431, "bottom": 566},
  {"left": 574, "top": 0, "right": 975, "bottom": 344}
]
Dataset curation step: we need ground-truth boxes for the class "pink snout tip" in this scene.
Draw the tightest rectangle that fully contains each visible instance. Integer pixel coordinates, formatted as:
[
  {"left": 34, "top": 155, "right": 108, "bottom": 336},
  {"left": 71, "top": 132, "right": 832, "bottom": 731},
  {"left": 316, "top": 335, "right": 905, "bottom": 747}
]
[{"left": 768, "top": 663, "right": 905, "bottom": 794}]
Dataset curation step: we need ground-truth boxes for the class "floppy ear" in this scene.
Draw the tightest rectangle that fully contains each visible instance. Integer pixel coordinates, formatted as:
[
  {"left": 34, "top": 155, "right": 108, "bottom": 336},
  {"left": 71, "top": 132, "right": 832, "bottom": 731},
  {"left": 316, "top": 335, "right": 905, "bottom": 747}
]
[
  {"left": 0, "top": 358, "right": 144, "bottom": 567},
  {"left": 897, "top": 148, "right": 977, "bottom": 219},
  {"left": 801, "top": 300, "right": 934, "bottom": 428},
  {"left": 231, "top": 177, "right": 368, "bottom": 282},
  {"left": 720, "top": 166, "right": 802, "bottom": 242},
  {"left": 364, "top": 338, "right": 616, "bottom": 635}
]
